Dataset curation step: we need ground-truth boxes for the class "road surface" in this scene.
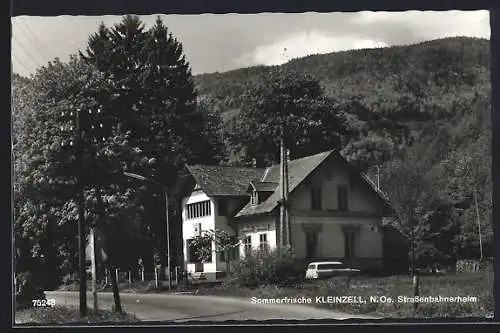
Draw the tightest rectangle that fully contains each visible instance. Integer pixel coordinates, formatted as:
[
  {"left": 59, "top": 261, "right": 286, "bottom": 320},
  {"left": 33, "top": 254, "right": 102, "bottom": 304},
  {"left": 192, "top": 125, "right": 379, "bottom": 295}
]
[{"left": 43, "top": 291, "right": 378, "bottom": 322}]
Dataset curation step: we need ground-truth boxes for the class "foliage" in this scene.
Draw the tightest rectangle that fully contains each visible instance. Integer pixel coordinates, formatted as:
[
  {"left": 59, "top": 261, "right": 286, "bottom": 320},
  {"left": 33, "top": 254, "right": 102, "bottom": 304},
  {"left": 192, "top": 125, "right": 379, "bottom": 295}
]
[
  {"left": 228, "top": 246, "right": 303, "bottom": 287},
  {"left": 380, "top": 137, "right": 457, "bottom": 272},
  {"left": 225, "top": 68, "right": 350, "bottom": 166},
  {"left": 12, "top": 15, "right": 222, "bottom": 288},
  {"left": 15, "top": 271, "right": 46, "bottom": 310},
  {"left": 189, "top": 229, "right": 239, "bottom": 264}
]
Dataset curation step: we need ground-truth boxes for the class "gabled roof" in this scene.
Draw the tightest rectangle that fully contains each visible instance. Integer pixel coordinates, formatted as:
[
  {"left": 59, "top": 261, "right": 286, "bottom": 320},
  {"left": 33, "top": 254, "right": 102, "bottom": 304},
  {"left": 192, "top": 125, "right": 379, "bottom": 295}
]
[
  {"left": 182, "top": 149, "right": 392, "bottom": 217},
  {"left": 185, "top": 164, "right": 266, "bottom": 197},
  {"left": 235, "top": 150, "right": 334, "bottom": 217},
  {"left": 248, "top": 181, "right": 279, "bottom": 193}
]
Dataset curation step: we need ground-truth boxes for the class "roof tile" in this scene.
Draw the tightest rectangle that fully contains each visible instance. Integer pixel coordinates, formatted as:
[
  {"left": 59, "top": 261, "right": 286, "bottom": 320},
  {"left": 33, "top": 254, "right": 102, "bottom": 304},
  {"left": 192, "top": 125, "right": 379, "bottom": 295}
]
[{"left": 185, "top": 165, "right": 265, "bottom": 197}]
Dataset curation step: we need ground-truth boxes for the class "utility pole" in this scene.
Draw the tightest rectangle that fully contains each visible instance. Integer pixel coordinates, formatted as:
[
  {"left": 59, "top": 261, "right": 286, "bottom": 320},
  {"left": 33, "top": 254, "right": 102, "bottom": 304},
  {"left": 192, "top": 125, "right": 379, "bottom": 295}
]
[
  {"left": 63, "top": 101, "right": 107, "bottom": 316},
  {"left": 124, "top": 172, "right": 171, "bottom": 290},
  {"left": 285, "top": 148, "right": 291, "bottom": 246},
  {"left": 164, "top": 189, "right": 172, "bottom": 290},
  {"left": 279, "top": 136, "right": 285, "bottom": 247},
  {"left": 90, "top": 226, "right": 98, "bottom": 310},
  {"left": 75, "top": 108, "right": 88, "bottom": 317}
]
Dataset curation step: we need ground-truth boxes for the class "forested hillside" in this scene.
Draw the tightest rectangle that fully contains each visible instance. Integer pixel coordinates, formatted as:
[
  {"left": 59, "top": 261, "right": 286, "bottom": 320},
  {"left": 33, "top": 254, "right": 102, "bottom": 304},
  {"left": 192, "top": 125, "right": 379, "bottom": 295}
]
[
  {"left": 194, "top": 37, "right": 489, "bottom": 116},
  {"left": 194, "top": 37, "right": 492, "bottom": 262}
]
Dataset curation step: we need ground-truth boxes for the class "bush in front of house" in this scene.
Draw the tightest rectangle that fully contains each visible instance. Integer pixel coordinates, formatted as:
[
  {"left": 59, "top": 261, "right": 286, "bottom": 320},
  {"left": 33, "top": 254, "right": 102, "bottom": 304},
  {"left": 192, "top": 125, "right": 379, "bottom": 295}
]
[{"left": 229, "top": 246, "right": 304, "bottom": 287}]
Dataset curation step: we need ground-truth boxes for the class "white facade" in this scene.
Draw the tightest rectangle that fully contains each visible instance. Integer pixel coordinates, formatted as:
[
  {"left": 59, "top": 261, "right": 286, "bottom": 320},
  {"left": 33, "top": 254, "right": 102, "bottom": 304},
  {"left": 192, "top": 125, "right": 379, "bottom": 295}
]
[
  {"left": 181, "top": 191, "right": 217, "bottom": 274},
  {"left": 235, "top": 157, "right": 385, "bottom": 270},
  {"left": 289, "top": 217, "right": 383, "bottom": 259},
  {"left": 237, "top": 217, "right": 277, "bottom": 258},
  {"left": 181, "top": 189, "right": 241, "bottom": 275},
  {"left": 181, "top": 154, "right": 387, "bottom": 274}
]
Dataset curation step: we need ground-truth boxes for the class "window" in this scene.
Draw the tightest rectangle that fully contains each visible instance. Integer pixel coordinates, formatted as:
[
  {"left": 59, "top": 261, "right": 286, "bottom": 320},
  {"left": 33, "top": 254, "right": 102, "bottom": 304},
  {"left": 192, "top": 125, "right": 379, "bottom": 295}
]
[
  {"left": 186, "top": 200, "right": 211, "bottom": 219},
  {"left": 311, "top": 187, "right": 322, "bottom": 210},
  {"left": 193, "top": 223, "right": 202, "bottom": 237},
  {"left": 317, "top": 263, "right": 345, "bottom": 270},
  {"left": 218, "top": 199, "right": 228, "bottom": 216},
  {"left": 344, "top": 230, "right": 356, "bottom": 259},
  {"left": 244, "top": 235, "right": 252, "bottom": 256},
  {"left": 259, "top": 233, "right": 269, "bottom": 253},
  {"left": 250, "top": 191, "right": 258, "bottom": 205},
  {"left": 338, "top": 185, "right": 349, "bottom": 211}
]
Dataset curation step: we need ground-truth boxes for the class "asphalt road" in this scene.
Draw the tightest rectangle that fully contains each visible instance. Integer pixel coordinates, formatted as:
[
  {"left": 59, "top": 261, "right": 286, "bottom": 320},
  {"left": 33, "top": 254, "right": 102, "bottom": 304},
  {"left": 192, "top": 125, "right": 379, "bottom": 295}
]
[{"left": 44, "top": 291, "right": 378, "bottom": 322}]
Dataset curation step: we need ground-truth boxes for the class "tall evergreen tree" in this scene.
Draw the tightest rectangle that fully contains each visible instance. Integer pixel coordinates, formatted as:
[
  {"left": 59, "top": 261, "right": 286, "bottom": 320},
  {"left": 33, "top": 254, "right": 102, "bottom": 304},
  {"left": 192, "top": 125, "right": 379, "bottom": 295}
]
[{"left": 81, "top": 15, "right": 221, "bottom": 269}]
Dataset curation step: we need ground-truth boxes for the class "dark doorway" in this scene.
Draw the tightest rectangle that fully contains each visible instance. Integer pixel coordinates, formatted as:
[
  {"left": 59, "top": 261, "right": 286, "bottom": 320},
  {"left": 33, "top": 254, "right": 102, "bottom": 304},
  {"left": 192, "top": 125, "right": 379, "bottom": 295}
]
[
  {"left": 306, "top": 231, "right": 318, "bottom": 260},
  {"left": 344, "top": 230, "right": 357, "bottom": 262}
]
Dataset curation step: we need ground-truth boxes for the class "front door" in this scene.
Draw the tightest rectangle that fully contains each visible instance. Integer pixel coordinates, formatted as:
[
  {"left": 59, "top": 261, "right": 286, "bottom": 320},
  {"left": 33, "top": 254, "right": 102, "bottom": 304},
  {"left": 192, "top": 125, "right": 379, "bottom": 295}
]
[{"left": 305, "top": 231, "right": 318, "bottom": 260}]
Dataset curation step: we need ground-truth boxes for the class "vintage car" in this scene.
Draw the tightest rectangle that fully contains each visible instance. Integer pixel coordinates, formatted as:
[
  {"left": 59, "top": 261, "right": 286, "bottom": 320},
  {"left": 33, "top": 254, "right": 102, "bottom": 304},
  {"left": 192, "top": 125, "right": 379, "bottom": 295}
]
[{"left": 305, "top": 261, "right": 360, "bottom": 280}]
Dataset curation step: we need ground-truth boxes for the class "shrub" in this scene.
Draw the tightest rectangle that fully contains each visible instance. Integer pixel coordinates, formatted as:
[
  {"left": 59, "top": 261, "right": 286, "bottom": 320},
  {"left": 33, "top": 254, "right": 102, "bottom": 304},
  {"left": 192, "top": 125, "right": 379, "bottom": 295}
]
[
  {"left": 229, "top": 246, "right": 303, "bottom": 287},
  {"left": 61, "top": 273, "right": 79, "bottom": 286},
  {"left": 15, "top": 271, "right": 46, "bottom": 310}
]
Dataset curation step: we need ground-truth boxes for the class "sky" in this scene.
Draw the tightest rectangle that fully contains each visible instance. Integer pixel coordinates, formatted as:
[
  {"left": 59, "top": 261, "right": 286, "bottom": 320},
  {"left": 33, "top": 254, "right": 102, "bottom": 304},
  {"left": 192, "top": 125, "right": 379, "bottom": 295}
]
[{"left": 11, "top": 10, "right": 490, "bottom": 77}]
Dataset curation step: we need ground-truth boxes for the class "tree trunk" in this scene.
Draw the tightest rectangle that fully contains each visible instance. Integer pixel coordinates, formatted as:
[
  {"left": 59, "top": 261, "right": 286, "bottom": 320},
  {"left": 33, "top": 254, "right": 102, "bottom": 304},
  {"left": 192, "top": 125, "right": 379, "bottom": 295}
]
[
  {"left": 108, "top": 260, "right": 122, "bottom": 312},
  {"left": 412, "top": 273, "right": 420, "bottom": 312},
  {"left": 473, "top": 186, "right": 484, "bottom": 260},
  {"left": 279, "top": 137, "right": 285, "bottom": 248},
  {"left": 409, "top": 227, "right": 416, "bottom": 277},
  {"left": 96, "top": 186, "right": 122, "bottom": 312}
]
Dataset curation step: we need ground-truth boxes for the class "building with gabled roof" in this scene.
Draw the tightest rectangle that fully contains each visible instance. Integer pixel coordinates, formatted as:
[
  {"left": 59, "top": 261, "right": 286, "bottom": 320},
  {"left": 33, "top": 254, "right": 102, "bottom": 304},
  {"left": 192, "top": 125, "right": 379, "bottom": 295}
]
[{"left": 174, "top": 149, "right": 392, "bottom": 280}]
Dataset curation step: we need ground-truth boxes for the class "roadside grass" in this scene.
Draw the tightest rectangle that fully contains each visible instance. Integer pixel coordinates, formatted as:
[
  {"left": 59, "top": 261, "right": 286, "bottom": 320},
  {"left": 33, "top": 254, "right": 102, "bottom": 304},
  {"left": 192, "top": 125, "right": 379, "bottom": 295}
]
[
  {"left": 196, "top": 272, "right": 494, "bottom": 318},
  {"left": 56, "top": 272, "right": 493, "bottom": 318},
  {"left": 15, "top": 306, "right": 139, "bottom": 325}
]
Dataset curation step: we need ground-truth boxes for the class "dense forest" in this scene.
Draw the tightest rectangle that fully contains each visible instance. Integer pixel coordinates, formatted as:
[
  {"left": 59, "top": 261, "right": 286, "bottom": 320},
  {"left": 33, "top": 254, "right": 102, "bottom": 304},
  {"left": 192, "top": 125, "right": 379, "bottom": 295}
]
[{"left": 12, "top": 18, "right": 492, "bottom": 291}]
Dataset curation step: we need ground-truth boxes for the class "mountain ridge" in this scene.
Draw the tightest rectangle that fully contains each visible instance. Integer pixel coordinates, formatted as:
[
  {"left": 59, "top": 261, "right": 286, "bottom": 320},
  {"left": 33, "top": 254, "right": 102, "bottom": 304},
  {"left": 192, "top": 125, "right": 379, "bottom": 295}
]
[{"left": 193, "top": 36, "right": 490, "bottom": 119}]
